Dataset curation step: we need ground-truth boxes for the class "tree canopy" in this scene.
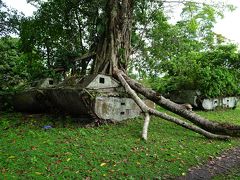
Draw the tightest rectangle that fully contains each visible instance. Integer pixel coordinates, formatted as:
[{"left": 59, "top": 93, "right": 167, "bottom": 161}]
[
  {"left": 0, "top": 0, "right": 22, "bottom": 36},
  {"left": 0, "top": 0, "right": 239, "bottom": 97}
]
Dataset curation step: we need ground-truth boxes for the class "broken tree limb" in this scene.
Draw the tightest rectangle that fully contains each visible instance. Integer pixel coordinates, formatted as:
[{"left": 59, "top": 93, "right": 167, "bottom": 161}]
[
  {"left": 114, "top": 68, "right": 151, "bottom": 140},
  {"left": 114, "top": 69, "right": 230, "bottom": 140},
  {"left": 148, "top": 108, "right": 230, "bottom": 140},
  {"left": 121, "top": 72, "right": 240, "bottom": 137},
  {"left": 143, "top": 113, "right": 150, "bottom": 140}
]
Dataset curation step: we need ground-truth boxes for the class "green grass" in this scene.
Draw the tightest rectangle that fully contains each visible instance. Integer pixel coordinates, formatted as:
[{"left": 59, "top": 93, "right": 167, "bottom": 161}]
[
  {"left": 0, "top": 107, "right": 240, "bottom": 179},
  {"left": 197, "top": 107, "right": 240, "bottom": 125}
]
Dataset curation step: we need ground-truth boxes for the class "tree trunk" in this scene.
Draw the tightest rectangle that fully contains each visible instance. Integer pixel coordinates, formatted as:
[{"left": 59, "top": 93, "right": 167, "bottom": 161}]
[{"left": 94, "top": 0, "right": 133, "bottom": 75}]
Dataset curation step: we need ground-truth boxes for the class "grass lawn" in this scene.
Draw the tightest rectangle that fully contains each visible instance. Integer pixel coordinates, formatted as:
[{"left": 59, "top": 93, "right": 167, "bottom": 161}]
[{"left": 0, "top": 107, "right": 240, "bottom": 179}]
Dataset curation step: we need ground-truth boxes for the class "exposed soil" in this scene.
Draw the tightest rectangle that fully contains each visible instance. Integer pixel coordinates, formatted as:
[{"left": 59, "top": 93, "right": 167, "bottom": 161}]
[{"left": 176, "top": 146, "right": 240, "bottom": 180}]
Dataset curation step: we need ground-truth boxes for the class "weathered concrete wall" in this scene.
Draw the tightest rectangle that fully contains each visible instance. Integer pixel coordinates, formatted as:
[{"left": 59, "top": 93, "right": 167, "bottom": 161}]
[
  {"left": 94, "top": 96, "right": 142, "bottom": 121},
  {"left": 13, "top": 90, "right": 47, "bottom": 112},
  {"left": 11, "top": 75, "right": 155, "bottom": 121},
  {"left": 167, "top": 90, "right": 238, "bottom": 110},
  {"left": 168, "top": 90, "right": 199, "bottom": 107},
  {"left": 45, "top": 89, "right": 89, "bottom": 115},
  {"left": 38, "top": 78, "right": 56, "bottom": 88},
  {"left": 13, "top": 88, "right": 91, "bottom": 115},
  {"left": 87, "top": 75, "right": 119, "bottom": 89},
  {"left": 30, "top": 78, "right": 56, "bottom": 88},
  {"left": 12, "top": 87, "right": 157, "bottom": 121},
  {"left": 202, "top": 97, "right": 238, "bottom": 110}
]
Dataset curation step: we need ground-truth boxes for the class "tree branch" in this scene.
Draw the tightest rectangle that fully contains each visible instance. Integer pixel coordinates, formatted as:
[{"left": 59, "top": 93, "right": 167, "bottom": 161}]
[
  {"left": 114, "top": 69, "right": 230, "bottom": 140},
  {"left": 121, "top": 72, "right": 240, "bottom": 137},
  {"left": 142, "top": 112, "right": 150, "bottom": 140}
]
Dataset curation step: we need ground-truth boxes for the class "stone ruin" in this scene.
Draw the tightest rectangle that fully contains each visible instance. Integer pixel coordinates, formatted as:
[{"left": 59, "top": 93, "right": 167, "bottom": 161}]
[{"left": 12, "top": 74, "right": 154, "bottom": 121}]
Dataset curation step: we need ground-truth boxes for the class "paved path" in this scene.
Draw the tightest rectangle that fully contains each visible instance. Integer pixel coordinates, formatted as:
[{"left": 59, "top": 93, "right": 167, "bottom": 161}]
[{"left": 176, "top": 146, "right": 240, "bottom": 180}]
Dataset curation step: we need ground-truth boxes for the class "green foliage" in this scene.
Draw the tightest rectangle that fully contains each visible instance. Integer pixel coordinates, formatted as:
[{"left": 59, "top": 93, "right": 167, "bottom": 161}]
[
  {"left": 0, "top": 0, "right": 22, "bottom": 36},
  {"left": 197, "top": 66, "right": 240, "bottom": 98},
  {"left": 0, "top": 109, "right": 240, "bottom": 178},
  {"left": 0, "top": 37, "right": 26, "bottom": 93},
  {"left": 0, "top": 36, "right": 51, "bottom": 96},
  {"left": 149, "top": 44, "right": 240, "bottom": 98},
  {"left": 132, "top": 2, "right": 240, "bottom": 98},
  {"left": 131, "top": 2, "right": 221, "bottom": 80},
  {"left": 195, "top": 44, "right": 240, "bottom": 97},
  {"left": 20, "top": 0, "right": 106, "bottom": 76}
]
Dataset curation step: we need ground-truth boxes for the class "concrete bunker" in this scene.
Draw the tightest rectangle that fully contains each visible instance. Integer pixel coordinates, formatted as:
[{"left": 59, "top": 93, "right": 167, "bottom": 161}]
[
  {"left": 12, "top": 74, "right": 154, "bottom": 121},
  {"left": 167, "top": 90, "right": 238, "bottom": 110}
]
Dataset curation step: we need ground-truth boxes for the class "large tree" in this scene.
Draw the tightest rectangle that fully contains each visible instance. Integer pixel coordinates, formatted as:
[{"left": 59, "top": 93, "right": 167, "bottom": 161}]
[
  {"left": 23, "top": 0, "right": 240, "bottom": 140},
  {"left": 0, "top": 1, "right": 26, "bottom": 94},
  {"left": 89, "top": 0, "right": 240, "bottom": 140}
]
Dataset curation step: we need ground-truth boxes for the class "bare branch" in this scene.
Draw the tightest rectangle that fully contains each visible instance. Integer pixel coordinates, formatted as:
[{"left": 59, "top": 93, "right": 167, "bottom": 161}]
[
  {"left": 142, "top": 112, "right": 150, "bottom": 140},
  {"left": 115, "top": 68, "right": 230, "bottom": 140},
  {"left": 121, "top": 72, "right": 240, "bottom": 137}
]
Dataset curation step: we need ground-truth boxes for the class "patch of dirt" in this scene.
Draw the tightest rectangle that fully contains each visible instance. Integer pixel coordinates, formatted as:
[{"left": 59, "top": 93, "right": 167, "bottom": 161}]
[{"left": 176, "top": 146, "right": 240, "bottom": 180}]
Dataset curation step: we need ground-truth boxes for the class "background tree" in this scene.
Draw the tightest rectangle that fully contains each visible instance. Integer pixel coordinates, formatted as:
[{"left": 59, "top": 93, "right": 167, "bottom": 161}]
[
  {"left": 0, "top": 37, "right": 25, "bottom": 93},
  {"left": 134, "top": 1, "right": 240, "bottom": 98},
  {"left": 20, "top": 0, "right": 107, "bottom": 77},
  {"left": 0, "top": 0, "right": 25, "bottom": 95},
  {"left": 0, "top": 0, "right": 22, "bottom": 36}
]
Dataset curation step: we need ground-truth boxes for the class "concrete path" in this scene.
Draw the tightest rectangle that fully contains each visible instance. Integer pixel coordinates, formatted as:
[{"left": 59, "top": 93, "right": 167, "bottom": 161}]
[{"left": 176, "top": 146, "right": 240, "bottom": 180}]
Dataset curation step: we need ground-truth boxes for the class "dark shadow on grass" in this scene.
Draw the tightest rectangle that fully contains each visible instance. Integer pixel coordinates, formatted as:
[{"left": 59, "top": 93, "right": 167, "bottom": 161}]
[{"left": 0, "top": 112, "right": 98, "bottom": 130}]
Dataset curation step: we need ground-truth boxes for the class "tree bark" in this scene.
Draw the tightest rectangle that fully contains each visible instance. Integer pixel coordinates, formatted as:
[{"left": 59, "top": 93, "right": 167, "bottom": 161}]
[
  {"left": 94, "top": 0, "right": 133, "bottom": 75},
  {"left": 142, "top": 113, "right": 150, "bottom": 140}
]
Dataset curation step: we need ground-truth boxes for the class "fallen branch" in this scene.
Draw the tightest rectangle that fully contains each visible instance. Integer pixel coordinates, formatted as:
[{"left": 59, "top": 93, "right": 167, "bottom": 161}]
[
  {"left": 114, "top": 68, "right": 151, "bottom": 140},
  {"left": 114, "top": 69, "right": 230, "bottom": 140},
  {"left": 142, "top": 113, "right": 150, "bottom": 140},
  {"left": 121, "top": 72, "right": 240, "bottom": 137}
]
